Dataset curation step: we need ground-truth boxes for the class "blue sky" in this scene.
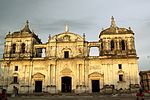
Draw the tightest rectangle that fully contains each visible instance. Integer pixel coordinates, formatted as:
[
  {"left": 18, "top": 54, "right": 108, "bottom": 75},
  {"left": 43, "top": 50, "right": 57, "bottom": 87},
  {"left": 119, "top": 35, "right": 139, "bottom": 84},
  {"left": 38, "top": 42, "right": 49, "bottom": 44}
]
[{"left": 0, "top": 0, "right": 150, "bottom": 71}]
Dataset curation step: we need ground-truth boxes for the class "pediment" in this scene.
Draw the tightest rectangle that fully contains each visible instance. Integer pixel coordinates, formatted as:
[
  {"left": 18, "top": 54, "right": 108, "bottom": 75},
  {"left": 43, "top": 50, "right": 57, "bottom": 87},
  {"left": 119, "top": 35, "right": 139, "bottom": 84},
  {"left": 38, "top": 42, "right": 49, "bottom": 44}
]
[
  {"left": 50, "top": 32, "right": 84, "bottom": 42},
  {"left": 32, "top": 72, "right": 45, "bottom": 78},
  {"left": 118, "top": 70, "right": 124, "bottom": 74},
  {"left": 88, "top": 72, "right": 103, "bottom": 77},
  {"left": 13, "top": 72, "right": 19, "bottom": 76},
  {"left": 61, "top": 68, "right": 72, "bottom": 74}
]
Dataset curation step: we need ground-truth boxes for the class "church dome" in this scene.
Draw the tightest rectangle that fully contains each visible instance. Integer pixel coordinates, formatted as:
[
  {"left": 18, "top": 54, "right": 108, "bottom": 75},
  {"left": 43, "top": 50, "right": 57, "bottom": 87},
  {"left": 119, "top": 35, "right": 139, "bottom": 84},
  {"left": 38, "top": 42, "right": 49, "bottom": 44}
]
[{"left": 99, "top": 16, "right": 134, "bottom": 37}]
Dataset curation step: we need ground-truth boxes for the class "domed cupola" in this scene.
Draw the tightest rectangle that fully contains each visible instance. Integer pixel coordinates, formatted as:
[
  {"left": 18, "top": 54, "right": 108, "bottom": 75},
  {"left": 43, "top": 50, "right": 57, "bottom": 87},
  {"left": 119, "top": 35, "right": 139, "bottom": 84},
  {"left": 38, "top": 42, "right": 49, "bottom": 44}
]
[{"left": 99, "top": 16, "right": 134, "bottom": 37}]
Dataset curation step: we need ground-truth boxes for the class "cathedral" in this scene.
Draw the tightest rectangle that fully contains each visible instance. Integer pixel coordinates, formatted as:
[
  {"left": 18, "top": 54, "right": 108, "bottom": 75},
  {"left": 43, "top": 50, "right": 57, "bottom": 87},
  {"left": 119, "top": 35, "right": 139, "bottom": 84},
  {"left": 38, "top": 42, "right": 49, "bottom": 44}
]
[{"left": 0, "top": 17, "right": 139, "bottom": 94}]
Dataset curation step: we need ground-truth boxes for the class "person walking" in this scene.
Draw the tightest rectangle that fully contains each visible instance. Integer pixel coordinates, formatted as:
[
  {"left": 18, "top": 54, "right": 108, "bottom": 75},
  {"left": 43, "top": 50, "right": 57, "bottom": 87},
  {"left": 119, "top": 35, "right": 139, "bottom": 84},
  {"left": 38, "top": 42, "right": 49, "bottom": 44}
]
[
  {"left": 0, "top": 89, "right": 8, "bottom": 100},
  {"left": 136, "top": 89, "right": 144, "bottom": 100},
  {"left": 12, "top": 86, "right": 18, "bottom": 97}
]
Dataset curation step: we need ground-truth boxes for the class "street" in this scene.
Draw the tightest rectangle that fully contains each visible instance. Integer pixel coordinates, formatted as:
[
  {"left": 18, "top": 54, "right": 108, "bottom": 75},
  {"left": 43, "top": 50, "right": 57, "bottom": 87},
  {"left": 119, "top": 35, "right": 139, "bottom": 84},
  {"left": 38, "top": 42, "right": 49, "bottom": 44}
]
[{"left": 7, "top": 94, "right": 150, "bottom": 100}]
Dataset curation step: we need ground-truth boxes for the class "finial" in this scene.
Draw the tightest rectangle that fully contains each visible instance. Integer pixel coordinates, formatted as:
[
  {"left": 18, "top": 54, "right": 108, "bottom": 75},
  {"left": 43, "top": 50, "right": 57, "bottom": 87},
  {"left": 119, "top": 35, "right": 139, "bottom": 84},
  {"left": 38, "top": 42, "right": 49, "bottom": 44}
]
[
  {"left": 129, "top": 27, "right": 131, "bottom": 30},
  {"left": 7, "top": 31, "right": 11, "bottom": 35},
  {"left": 83, "top": 33, "right": 85, "bottom": 40},
  {"left": 110, "top": 16, "right": 116, "bottom": 27},
  {"left": 49, "top": 34, "right": 51, "bottom": 39},
  {"left": 65, "top": 24, "right": 69, "bottom": 32},
  {"left": 21, "top": 20, "right": 31, "bottom": 33},
  {"left": 115, "top": 27, "right": 118, "bottom": 33},
  {"left": 26, "top": 20, "right": 29, "bottom": 25}
]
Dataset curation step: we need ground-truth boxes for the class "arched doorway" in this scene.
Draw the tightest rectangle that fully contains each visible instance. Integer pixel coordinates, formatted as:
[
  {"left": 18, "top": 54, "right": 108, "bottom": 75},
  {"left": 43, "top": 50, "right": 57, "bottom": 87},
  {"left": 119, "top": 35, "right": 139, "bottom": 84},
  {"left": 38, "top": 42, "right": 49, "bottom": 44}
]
[
  {"left": 88, "top": 72, "right": 104, "bottom": 93},
  {"left": 32, "top": 72, "right": 45, "bottom": 92},
  {"left": 61, "top": 76, "right": 72, "bottom": 92}
]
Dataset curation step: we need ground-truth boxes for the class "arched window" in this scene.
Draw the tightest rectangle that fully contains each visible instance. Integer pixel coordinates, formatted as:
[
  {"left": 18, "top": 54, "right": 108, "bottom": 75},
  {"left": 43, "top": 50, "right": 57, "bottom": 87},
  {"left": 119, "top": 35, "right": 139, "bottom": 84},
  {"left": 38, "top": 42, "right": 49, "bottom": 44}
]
[
  {"left": 21, "top": 43, "right": 26, "bottom": 53},
  {"left": 121, "top": 40, "right": 125, "bottom": 50},
  {"left": 111, "top": 40, "right": 114, "bottom": 51},
  {"left": 12, "top": 44, "right": 16, "bottom": 54},
  {"left": 101, "top": 42, "right": 103, "bottom": 50}
]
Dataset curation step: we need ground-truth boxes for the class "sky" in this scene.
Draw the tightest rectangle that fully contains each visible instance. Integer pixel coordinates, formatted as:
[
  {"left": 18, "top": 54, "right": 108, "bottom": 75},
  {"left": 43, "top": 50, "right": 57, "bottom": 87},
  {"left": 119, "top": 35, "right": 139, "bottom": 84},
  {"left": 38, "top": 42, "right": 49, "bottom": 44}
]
[{"left": 0, "top": 0, "right": 150, "bottom": 71}]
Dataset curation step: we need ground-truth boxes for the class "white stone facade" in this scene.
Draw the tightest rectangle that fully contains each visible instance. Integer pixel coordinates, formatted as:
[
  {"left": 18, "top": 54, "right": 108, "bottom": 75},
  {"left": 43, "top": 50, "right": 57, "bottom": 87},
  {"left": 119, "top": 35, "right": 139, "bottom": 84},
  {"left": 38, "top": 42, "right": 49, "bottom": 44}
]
[{"left": 0, "top": 17, "right": 139, "bottom": 94}]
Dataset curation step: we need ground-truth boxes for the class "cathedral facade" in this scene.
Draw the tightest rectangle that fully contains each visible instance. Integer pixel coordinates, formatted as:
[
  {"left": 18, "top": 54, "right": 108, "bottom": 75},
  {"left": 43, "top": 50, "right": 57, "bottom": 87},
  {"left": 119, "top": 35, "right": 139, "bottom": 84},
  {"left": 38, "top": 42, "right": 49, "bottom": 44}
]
[{"left": 0, "top": 17, "right": 139, "bottom": 93}]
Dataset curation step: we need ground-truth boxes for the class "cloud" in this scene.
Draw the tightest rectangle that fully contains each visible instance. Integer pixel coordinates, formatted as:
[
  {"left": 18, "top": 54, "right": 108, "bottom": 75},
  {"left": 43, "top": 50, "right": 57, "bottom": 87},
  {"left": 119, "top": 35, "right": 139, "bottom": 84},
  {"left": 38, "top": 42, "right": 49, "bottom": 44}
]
[{"left": 32, "top": 17, "right": 94, "bottom": 32}]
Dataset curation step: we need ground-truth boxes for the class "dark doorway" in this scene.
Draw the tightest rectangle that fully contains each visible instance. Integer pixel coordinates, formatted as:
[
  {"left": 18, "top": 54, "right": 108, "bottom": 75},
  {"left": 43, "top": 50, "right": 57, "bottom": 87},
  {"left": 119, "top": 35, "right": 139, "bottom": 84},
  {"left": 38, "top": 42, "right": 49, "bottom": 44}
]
[
  {"left": 92, "top": 80, "right": 100, "bottom": 92},
  {"left": 61, "top": 77, "right": 72, "bottom": 92},
  {"left": 35, "top": 81, "right": 42, "bottom": 92}
]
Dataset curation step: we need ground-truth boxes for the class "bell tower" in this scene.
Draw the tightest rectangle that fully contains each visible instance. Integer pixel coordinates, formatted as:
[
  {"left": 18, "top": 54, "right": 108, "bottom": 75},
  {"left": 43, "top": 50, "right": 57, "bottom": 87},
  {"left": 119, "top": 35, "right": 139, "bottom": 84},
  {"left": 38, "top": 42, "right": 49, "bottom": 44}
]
[
  {"left": 99, "top": 17, "right": 136, "bottom": 57},
  {"left": 3, "top": 20, "right": 42, "bottom": 59}
]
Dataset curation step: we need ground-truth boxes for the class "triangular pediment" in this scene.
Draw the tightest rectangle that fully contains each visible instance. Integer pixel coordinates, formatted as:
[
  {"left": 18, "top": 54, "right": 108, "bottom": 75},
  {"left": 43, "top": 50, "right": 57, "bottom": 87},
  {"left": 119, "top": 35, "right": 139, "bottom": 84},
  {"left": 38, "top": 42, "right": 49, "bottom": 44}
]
[{"left": 61, "top": 68, "right": 72, "bottom": 74}]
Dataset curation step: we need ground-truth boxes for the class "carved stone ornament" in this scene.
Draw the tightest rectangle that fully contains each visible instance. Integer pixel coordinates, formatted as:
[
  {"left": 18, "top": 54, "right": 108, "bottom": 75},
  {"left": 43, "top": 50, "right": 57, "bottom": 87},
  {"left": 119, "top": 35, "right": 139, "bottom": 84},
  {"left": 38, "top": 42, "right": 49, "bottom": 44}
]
[
  {"left": 63, "top": 35, "right": 71, "bottom": 41},
  {"left": 88, "top": 72, "right": 103, "bottom": 78},
  {"left": 32, "top": 72, "right": 45, "bottom": 79},
  {"left": 61, "top": 67, "right": 72, "bottom": 74}
]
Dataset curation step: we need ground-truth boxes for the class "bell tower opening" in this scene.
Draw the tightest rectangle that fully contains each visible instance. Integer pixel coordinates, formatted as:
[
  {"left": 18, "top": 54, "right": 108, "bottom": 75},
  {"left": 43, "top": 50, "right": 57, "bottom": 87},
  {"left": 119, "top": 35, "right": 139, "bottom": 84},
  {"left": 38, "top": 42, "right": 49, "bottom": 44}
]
[
  {"left": 21, "top": 43, "right": 26, "bottom": 53},
  {"left": 111, "top": 40, "right": 114, "bottom": 51},
  {"left": 121, "top": 40, "right": 125, "bottom": 50},
  {"left": 89, "top": 47, "right": 99, "bottom": 56},
  {"left": 12, "top": 44, "right": 16, "bottom": 54}
]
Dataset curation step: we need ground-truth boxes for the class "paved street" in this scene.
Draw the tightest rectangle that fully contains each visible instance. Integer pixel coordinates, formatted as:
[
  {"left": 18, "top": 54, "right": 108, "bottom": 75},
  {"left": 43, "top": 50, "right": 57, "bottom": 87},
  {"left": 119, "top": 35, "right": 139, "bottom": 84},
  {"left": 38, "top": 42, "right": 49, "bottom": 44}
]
[{"left": 7, "top": 94, "right": 150, "bottom": 100}]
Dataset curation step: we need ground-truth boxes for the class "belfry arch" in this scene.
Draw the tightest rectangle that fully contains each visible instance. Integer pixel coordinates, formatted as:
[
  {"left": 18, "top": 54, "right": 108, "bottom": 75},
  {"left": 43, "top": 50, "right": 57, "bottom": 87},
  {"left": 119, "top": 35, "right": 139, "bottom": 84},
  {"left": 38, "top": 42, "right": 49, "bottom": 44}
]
[
  {"left": 121, "top": 40, "right": 125, "bottom": 50},
  {"left": 89, "top": 47, "right": 100, "bottom": 56},
  {"left": 32, "top": 73, "right": 45, "bottom": 92},
  {"left": 110, "top": 40, "right": 115, "bottom": 51},
  {"left": 88, "top": 42, "right": 100, "bottom": 56},
  {"left": 88, "top": 72, "right": 104, "bottom": 93}
]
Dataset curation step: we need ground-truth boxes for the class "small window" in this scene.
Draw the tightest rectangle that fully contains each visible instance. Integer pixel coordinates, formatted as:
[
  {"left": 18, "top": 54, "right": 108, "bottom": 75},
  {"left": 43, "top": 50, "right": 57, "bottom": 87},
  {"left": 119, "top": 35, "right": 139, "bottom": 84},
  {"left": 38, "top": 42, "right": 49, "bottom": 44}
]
[
  {"left": 118, "top": 64, "right": 122, "bottom": 69},
  {"left": 13, "top": 76, "right": 18, "bottom": 83},
  {"left": 14, "top": 66, "right": 18, "bottom": 71},
  {"left": 119, "top": 75, "right": 123, "bottom": 81},
  {"left": 64, "top": 51, "right": 69, "bottom": 58}
]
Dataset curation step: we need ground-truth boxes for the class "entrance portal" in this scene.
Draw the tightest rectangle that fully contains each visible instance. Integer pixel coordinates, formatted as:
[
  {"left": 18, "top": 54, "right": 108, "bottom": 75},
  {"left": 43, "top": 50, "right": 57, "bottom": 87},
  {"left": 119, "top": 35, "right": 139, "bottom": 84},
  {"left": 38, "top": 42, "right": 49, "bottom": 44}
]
[
  {"left": 92, "top": 80, "right": 100, "bottom": 92},
  {"left": 35, "top": 81, "right": 42, "bottom": 92},
  {"left": 61, "top": 77, "right": 72, "bottom": 92}
]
